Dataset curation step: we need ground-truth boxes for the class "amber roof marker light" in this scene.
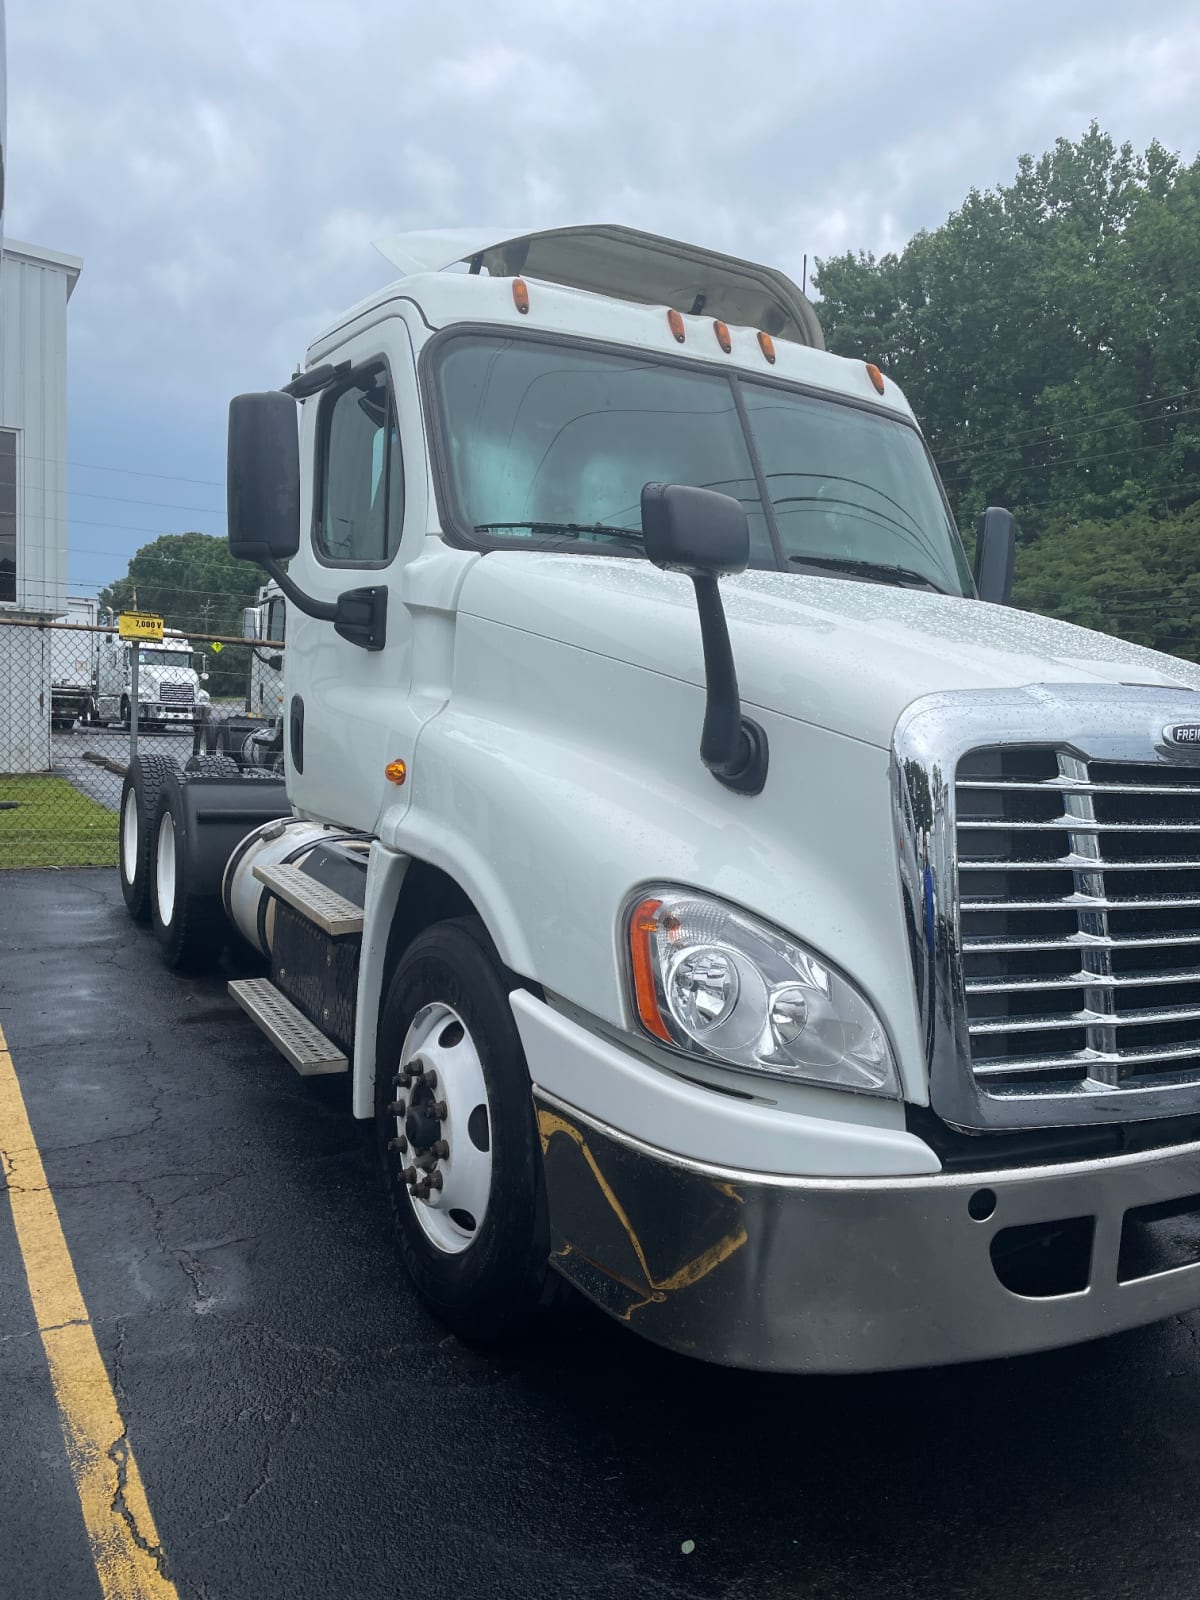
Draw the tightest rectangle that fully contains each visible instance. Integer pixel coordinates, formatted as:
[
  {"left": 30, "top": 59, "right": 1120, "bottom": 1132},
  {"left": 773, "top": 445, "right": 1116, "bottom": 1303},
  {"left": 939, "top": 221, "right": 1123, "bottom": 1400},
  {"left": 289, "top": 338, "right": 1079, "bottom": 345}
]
[
  {"left": 713, "top": 320, "right": 732, "bottom": 353},
  {"left": 512, "top": 278, "right": 530, "bottom": 314},
  {"left": 865, "top": 362, "right": 885, "bottom": 394},
  {"left": 757, "top": 331, "right": 776, "bottom": 364},
  {"left": 667, "top": 308, "right": 686, "bottom": 343}
]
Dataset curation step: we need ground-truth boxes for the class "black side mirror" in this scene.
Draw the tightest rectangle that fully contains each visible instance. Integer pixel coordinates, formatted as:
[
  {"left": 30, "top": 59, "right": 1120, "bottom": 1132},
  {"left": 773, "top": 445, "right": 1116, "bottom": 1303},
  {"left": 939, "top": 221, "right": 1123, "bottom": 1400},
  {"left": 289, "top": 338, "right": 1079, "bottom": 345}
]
[
  {"left": 641, "top": 483, "right": 749, "bottom": 576},
  {"left": 974, "top": 506, "right": 1016, "bottom": 606},
  {"left": 227, "top": 392, "right": 301, "bottom": 564},
  {"left": 641, "top": 483, "right": 767, "bottom": 796}
]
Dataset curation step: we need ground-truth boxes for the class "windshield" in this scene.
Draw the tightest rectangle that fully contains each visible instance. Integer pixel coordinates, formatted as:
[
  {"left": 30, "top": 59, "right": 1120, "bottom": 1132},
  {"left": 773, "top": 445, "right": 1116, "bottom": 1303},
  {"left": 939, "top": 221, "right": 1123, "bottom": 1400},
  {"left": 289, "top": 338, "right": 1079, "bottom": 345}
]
[
  {"left": 431, "top": 333, "right": 972, "bottom": 594},
  {"left": 133, "top": 648, "right": 190, "bottom": 667}
]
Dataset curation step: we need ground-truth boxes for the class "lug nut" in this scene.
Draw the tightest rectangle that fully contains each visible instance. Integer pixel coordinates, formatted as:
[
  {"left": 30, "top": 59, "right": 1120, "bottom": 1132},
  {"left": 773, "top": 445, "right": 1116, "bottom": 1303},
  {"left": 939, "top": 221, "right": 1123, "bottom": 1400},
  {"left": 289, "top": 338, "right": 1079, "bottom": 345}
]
[
  {"left": 423, "top": 1068, "right": 439, "bottom": 1091},
  {"left": 393, "top": 1071, "right": 411, "bottom": 1089},
  {"left": 388, "top": 1135, "right": 409, "bottom": 1154},
  {"left": 387, "top": 1099, "right": 407, "bottom": 1117},
  {"left": 413, "top": 1178, "right": 432, "bottom": 1200},
  {"left": 430, "top": 1100, "right": 449, "bottom": 1120},
  {"left": 432, "top": 1139, "right": 450, "bottom": 1160},
  {"left": 400, "top": 1165, "right": 418, "bottom": 1187},
  {"left": 427, "top": 1170, "right": 444, "bottom": 1191},
  {"left": 408, "top": 1057, "right": 425, "bottom": 1078}
]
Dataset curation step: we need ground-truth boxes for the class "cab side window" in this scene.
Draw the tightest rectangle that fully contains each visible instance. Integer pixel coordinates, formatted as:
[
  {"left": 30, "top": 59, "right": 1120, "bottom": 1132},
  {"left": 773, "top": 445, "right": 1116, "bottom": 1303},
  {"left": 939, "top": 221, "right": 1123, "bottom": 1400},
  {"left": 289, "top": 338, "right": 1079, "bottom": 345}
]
[{"left": 315, "top": 365, "right": 405, "bottom": 564}]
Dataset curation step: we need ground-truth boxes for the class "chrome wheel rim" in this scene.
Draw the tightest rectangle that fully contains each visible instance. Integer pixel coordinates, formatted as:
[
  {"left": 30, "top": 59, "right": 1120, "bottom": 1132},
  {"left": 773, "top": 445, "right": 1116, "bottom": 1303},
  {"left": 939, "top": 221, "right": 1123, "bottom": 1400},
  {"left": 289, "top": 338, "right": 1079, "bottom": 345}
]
[
  {"left": 121, "top": 790, "right": 139, "bottom": 884},
  {"left": 156, "top": 811, "right": 177, "bottom": 926},
  {"left": 390, "top": 1002, "right": 492, "bottom": 1255}
]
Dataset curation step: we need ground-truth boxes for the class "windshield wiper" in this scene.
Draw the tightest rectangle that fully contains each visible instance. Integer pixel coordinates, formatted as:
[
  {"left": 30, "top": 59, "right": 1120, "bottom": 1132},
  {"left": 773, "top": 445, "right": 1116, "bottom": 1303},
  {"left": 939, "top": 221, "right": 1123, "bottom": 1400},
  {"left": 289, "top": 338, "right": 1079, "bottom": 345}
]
[
  {"left": 787, "top": 554, "right": 948, "bottom": 594},
  {"left": 474, "top": 520, "right": 644, "bottom": 546}
]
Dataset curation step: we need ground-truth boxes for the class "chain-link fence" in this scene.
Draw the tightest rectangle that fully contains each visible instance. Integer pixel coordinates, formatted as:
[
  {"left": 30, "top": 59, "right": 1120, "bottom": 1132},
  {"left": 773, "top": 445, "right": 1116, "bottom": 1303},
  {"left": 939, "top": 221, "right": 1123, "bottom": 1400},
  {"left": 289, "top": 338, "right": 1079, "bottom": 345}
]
[{"left": 0, "top": 618, "right": 285, "bottom": 869}]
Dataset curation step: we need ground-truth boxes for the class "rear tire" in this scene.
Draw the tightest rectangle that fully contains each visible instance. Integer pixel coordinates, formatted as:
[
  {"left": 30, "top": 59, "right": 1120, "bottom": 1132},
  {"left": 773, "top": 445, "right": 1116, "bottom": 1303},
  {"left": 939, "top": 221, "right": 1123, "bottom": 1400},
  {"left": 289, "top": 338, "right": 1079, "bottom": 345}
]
[
  {"left": 150, "top": 777, "right": 227, "bottom": 971},
  {"left": 118, "top": 754, "right": 176, "bottom": 922},
  {"left": 375, "top": 918, "right": 551, "bottom": 1343},
  {"left": 183, "top": 753, "right": 240, "bottom": 778}
]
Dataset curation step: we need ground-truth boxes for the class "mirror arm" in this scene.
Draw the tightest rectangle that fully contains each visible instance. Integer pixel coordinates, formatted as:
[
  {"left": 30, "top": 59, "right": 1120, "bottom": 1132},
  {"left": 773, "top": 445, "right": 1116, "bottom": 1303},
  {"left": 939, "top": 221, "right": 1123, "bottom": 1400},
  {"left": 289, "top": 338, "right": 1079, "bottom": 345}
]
[
  {"left": 261, "top": 557, "right": 337, "bottom": 623},
  {"left": 261, "top": 557, "right": 388, "bottom": 653},
  {"left": 691, "top": 575, "right": 769, "bottom": 796}
]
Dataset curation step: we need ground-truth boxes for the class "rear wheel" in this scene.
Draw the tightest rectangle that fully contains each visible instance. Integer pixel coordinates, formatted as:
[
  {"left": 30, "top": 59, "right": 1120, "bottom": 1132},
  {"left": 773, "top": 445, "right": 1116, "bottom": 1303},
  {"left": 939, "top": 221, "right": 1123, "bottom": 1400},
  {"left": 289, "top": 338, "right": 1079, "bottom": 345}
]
[
  {"left": 150, "top": 778, "right": 227, "bottom": 970},
  {"left": 375, "top": 918, "right": 551, "bottom": 1342},
  {"left": 118, "top": 754, "right": 176, "bottom": 922}
]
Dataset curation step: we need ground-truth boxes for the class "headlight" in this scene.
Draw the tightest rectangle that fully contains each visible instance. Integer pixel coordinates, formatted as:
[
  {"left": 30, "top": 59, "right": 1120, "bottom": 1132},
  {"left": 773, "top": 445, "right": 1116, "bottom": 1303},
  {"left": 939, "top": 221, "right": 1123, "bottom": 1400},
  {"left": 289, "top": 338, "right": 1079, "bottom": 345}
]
[{"left": 627, "top": 889, "right": 898, "bottom": 1095}]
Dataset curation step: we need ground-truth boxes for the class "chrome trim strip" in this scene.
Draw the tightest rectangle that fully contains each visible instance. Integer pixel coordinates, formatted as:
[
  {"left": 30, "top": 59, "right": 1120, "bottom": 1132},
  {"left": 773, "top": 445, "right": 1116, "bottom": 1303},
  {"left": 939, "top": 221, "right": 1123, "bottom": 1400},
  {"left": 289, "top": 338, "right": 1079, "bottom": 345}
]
[{"left": 892, "top": 685, "right": 1200, "bottom": 1131}]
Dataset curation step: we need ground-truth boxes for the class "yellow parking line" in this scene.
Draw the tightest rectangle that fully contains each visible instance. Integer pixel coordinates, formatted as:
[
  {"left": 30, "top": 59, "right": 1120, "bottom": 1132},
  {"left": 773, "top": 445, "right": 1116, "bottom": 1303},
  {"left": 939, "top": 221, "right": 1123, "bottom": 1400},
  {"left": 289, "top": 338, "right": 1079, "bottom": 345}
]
[{"left": 0, "top": 1021, "right": 179, "bottom": 1599}]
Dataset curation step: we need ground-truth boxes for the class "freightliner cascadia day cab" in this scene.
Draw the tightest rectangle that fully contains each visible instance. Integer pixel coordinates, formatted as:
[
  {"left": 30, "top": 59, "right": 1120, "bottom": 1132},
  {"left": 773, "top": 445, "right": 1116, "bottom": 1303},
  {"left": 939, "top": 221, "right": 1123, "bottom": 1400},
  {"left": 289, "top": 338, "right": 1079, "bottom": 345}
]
[{"left": 118, "top": 225, "right": 1200, "bottom": 1372}]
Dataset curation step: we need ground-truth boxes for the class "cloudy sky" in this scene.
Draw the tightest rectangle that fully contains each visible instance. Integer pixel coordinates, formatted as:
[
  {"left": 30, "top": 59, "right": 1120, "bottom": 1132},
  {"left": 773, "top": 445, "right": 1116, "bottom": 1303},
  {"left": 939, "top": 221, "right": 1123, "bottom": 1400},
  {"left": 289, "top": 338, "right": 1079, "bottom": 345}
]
[{"left": 9, "top": 0, "right": 1200, "bottom": 598}]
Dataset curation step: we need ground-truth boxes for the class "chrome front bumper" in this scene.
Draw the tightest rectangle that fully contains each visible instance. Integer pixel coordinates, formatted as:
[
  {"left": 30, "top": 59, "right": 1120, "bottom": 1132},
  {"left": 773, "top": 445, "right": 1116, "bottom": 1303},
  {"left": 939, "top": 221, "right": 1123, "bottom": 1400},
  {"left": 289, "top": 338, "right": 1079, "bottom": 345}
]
[{"left": 537, "top": 1090, "right": 1200, "bottom": 1372}]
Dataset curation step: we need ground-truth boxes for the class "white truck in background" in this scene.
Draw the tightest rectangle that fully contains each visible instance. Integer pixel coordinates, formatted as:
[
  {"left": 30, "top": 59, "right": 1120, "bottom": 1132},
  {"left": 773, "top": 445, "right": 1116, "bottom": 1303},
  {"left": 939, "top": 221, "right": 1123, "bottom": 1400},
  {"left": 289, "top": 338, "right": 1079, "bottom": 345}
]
[
  {"left": 96, "top": 629, "right": 210, "bottom": 729},
  {"left": 50, "top": 596, "right": 99, "bottom": 728},
  {"left": 115, "top": 224, "right": 1200, "bottom": 1373},
  {"left": 192, "top": 580, "right": 286, "bottom": 769}
]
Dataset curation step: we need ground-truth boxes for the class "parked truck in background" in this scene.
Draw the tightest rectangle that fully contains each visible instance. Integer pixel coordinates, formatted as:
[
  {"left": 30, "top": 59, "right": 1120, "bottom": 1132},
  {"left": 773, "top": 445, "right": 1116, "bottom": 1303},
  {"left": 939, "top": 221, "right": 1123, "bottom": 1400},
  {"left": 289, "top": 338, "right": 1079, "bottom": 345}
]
[
  {"left": 192, "top": 581, "right": 286, "bottom": 769},
  {"left": 50, "top": 595, "right": 99, "bottom": 728},
  {"left": 117, "top": 224, "right": 1200, "bottom": 1372},
  {"left": 96, "top": 628, "right": 210, "bottom": 729}
]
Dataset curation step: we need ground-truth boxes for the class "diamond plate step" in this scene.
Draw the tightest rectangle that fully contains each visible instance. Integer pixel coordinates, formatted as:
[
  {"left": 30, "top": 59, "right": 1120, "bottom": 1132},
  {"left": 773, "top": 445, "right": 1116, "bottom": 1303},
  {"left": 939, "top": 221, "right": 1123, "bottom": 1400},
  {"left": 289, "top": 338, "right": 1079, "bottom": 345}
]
[
  {"left": 253, "top": 862, "right": 364, "bottom": 937},
  {"left": 228, "top": 978, "right": 348, "bottom": 1076}
]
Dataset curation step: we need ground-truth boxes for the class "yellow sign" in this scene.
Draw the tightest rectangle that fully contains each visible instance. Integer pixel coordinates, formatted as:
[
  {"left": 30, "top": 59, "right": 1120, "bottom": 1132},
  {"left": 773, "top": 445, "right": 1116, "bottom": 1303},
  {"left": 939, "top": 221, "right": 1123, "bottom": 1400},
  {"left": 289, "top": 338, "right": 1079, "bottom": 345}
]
[
  {"left": 118, "top": 611, "right": 164, "bottom": 642},
  {"left": 210, "top": 641, "right": 223, "bottom": 654}
]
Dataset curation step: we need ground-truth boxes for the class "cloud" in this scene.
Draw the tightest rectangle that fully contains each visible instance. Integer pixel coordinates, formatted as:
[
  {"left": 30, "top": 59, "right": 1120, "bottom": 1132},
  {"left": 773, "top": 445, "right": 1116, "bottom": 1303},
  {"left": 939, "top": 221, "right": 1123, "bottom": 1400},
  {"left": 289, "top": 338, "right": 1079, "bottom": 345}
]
[{"left": 5, "top": 0, "right": 1199, "bottom": 588}]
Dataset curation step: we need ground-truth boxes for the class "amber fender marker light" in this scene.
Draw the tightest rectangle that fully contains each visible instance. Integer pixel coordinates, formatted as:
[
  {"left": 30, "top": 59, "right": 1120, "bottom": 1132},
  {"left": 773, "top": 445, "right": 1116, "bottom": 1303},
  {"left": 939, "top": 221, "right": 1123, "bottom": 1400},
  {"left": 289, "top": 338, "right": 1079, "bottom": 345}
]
[
  {"left": 865, "top": 362, "right": 885, "bottom": 394},
  {"left": 713, "top": 319, "right": 732, "bottom": 353},
  {"left": 385, "top": 759, "right": 407, "bottom": 786},
  {"left": 667, "top": 308, "right": 686, "bottom": 343},
  {"left": 512, "top": 278, "right": 530, "bottom": 314},
  {"left": 629, "top": 897, "right": 673, "bottom": 1043}
]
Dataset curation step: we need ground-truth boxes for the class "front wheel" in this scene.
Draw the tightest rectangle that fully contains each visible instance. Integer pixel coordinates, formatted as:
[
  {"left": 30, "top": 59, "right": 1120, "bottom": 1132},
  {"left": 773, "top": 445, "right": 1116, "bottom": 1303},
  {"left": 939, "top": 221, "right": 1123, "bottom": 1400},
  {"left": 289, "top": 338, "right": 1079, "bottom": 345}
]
[{"left": 375, "top": 918, "right": 551, "bottom": 1342}]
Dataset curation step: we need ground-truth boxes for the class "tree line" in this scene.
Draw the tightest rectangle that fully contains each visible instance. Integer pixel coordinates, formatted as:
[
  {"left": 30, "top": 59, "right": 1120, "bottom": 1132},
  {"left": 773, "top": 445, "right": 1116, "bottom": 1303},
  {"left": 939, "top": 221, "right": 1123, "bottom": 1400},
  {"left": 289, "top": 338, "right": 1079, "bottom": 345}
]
[
  {"left": 814, "top": 122, "right": 1200, "bottom": 658},
  {"left": 101, "top": 126, "right": 1200, "bottom": 669}
]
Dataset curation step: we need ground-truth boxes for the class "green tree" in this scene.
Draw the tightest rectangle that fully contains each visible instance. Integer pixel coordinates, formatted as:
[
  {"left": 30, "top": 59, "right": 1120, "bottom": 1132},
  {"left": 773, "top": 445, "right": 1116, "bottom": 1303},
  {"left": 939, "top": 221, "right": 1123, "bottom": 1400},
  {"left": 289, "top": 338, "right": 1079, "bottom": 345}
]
[
  {"left": 814, "top": 125, "right": 1200, "bottom": 544},
  {"left": 99, "top": 531, "right": 265, "bottom": 697}
]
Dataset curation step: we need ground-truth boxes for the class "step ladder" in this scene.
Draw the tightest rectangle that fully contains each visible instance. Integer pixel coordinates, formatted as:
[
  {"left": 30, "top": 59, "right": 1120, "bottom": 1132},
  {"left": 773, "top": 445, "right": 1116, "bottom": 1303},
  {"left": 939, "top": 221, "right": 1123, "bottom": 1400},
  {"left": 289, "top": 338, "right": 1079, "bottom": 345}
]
[
  {"left": 252, "top": 862, "right": 364, "bottom": 937},
  {"left": 228, "top": 978, "right": 348, "bottom": 1075}
]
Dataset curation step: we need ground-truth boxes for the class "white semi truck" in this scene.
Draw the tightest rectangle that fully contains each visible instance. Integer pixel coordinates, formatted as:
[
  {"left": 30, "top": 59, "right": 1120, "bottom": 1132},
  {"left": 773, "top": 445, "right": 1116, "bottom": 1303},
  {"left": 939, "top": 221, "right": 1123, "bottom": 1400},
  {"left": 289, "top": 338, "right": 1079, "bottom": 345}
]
[
  {"left": 50, "top": 596, "right": 99, "bottom": 728},
  {"left": 118, "top": 225, "right": 1200, "bottom": 1371},
  {"left": 96, "top": 628, "right": 210, "bottom": 729}
]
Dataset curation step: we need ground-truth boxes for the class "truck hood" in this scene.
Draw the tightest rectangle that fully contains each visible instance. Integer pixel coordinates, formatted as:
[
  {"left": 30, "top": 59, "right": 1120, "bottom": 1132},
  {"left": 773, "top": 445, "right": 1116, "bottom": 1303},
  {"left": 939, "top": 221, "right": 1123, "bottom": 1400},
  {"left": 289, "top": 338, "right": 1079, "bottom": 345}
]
[{"left": 458, "top": 553, "right": 1200, "bottom": 749}]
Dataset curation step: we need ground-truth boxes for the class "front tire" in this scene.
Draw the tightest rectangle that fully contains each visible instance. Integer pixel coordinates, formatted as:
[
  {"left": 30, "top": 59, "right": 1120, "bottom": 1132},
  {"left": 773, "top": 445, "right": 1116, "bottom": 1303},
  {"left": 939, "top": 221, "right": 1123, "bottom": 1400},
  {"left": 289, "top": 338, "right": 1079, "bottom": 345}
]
[
  {"left": 375, "top": 918, "right": 551, "bottom": 1342},
  {"left": 118, "top": 754, "right": 177, "bottom": 921}
]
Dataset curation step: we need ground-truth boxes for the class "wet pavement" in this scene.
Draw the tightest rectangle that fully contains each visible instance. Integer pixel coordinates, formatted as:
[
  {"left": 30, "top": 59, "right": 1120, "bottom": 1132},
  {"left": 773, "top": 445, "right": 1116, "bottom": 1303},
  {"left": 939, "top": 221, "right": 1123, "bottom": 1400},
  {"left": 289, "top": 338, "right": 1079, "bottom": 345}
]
[{"left": 4, "top": 869, "right": 1200, "bottom": 1599}]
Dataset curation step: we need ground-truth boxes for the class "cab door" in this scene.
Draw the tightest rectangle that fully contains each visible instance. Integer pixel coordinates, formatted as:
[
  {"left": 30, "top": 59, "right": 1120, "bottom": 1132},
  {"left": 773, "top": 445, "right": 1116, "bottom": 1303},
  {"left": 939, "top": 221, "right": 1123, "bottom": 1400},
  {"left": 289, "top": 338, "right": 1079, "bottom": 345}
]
[{"left": 284, "top": 318, "right": 425, "bottom": 831}]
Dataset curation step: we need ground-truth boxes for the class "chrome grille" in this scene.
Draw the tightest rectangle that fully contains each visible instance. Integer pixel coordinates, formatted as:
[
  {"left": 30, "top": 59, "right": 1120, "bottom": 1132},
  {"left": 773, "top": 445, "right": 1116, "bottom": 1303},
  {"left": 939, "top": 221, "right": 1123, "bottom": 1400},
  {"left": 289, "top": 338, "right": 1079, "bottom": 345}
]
[
  {"left": 957, "top": 746, "right": 1200, "bottom": 1103},
  {"left": 158, "top": 681, "right": 194, "bottom": 705}
]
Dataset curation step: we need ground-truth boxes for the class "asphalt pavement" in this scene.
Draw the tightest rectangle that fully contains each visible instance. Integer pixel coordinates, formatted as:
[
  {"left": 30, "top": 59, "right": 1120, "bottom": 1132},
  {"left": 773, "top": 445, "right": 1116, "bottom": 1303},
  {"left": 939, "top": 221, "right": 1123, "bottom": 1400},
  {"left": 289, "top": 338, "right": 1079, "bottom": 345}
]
[
  {"left": 4, "top": 869, "right": 1200, "bottom": 1599},
  {"left": 50, "top": 722, "right": 194, "bottom": 810}
]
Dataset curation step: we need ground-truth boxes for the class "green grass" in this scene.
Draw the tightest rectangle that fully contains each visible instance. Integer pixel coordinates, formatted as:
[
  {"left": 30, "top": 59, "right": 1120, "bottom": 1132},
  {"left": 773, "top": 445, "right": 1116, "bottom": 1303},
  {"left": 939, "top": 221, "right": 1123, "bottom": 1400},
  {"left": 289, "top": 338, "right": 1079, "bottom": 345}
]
[{"left": 0, "top": 774, "right": 120, "bottom": 869}]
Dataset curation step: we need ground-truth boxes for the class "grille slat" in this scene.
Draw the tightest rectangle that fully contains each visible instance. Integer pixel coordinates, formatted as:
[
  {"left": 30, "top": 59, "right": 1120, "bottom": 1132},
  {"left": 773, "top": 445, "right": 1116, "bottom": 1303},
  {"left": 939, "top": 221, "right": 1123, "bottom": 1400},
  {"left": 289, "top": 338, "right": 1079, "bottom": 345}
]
[
  {"left": 966, "top": 968, "right": 1200, "bottom": 995},
  {"left": 959, "top": 818, "right": 1200, "bottom": 833},
  {"left": 961, "top": 856, "right": 1200, "bottom": 872},
  {"left": 958, "top": 779, "right": 1200, "bottom": 796},
  {"left": 957, "top": 746, "right": 1200, "bottom": 1109}
]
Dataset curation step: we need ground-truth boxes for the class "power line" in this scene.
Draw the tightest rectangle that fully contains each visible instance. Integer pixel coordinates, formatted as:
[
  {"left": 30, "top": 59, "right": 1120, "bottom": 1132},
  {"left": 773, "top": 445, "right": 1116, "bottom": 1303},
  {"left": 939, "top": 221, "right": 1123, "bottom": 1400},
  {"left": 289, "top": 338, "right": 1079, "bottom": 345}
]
[
  {"left": 8, "top": 446, "right": 225, "bottom": 488},
  {"left": 935, "top": 387, "right": 1198, "bottom": 467},
  {"left": 936, "top": 400, "right": 1200, "bottom": 480},
  {"left": 68, "top": 489, "right": 225, "bottom": 515},
  {"left": 943, "top": 431, "right": 1197, "bottom": 490}
]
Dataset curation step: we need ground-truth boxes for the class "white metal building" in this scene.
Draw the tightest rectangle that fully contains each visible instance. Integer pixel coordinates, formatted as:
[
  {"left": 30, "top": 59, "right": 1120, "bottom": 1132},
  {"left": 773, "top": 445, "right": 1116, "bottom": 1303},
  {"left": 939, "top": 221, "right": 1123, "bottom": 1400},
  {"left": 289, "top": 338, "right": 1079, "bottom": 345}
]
[
  {"left": 0, "top": 237, "right": 82, "bottom": 773},
  {"left": 0, "top": 237, "right": 82, "bottom": 614}
]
